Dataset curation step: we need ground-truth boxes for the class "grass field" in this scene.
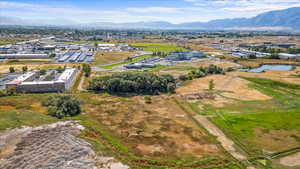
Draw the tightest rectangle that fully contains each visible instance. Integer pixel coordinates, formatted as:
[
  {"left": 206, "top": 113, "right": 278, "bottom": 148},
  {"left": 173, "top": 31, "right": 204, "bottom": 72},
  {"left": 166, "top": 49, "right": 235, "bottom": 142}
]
[
  {"left": 0, "top": 94, "right": 58, "bottom": 132},
  {"left": 130, "top": 43, "right": 189, "bottom": 54},
  {"left": 100, "top": 54, "right": 153, "bottom": 69},
  {"left": 93, "top": 51, "right": 134, "bottom": 65},
  {"left": 200, "top": 77, "right": 300, "bottom": 155}
]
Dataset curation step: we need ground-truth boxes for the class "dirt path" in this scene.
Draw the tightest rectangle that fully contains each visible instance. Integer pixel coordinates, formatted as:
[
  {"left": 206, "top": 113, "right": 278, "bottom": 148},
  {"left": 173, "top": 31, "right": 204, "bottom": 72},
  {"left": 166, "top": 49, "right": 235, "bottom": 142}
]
[
  {"left": 193, "top": 115, "right": 247, "bottom": 161},
  {"left": 78, "top": 75, "right": 87, "bottom": 91}
]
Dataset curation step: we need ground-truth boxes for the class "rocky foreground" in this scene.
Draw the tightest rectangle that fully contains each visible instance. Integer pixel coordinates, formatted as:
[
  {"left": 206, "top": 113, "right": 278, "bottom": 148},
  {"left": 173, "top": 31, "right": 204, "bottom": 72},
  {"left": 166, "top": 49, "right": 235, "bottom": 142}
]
[{"left": 0, "top": 121, "right": 129, "bottom": 169}]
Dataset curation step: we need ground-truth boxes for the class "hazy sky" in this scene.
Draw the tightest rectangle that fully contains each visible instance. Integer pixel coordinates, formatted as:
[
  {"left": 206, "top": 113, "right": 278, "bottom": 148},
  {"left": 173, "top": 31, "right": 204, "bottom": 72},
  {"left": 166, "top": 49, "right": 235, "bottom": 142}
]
[{"left": 1, "top": 0, "right": 300, "bottom": 24}]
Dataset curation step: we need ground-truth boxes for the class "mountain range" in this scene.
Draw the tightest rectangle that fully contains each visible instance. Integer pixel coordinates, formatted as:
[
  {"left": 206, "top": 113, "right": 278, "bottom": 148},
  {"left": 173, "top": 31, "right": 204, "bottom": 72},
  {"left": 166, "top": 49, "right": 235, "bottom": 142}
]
[{"left": 1, "top": 7, "right": 300, "bottom": 31}]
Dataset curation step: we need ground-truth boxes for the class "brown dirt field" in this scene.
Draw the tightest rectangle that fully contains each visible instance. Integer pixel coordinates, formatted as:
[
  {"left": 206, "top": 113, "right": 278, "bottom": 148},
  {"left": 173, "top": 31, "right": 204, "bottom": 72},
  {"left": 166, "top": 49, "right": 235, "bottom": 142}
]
[
  {"left": 252, "top": 128, "right": 300, "bottom": 153},
  {"left": 230, "top": 67, "right": 300, "bottom": 85},
  {"left": 279, "top": 152, "right": 300, "bottom": 167},
  {"left": 82, "top": 94, "right": 226, "bottom": 160},
  {"left": 94, "top": 51, "right": 135, "bottom": 65},
  {"left": 176, "top": 74, "right": 271, "bottom": 102}
]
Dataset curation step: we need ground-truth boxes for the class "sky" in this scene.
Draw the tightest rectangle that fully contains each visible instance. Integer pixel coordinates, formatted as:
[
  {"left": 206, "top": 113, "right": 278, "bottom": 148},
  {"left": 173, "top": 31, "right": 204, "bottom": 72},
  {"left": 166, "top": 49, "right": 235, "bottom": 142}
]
[{"left": 1, "top": 0, "right": 300, "bottom": 24}]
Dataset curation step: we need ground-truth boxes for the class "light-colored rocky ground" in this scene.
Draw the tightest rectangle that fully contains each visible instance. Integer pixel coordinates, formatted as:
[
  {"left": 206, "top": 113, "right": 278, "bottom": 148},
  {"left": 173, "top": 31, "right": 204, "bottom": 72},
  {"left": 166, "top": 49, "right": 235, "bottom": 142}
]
[{"left": 0, "top": 121, "right": 129, "bottom": 169}]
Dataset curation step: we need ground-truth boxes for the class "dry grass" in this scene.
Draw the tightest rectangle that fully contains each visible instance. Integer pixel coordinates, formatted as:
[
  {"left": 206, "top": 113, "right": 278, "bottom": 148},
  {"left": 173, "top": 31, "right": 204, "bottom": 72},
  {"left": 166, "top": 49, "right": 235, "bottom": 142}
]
[
  {"left": 176, "top": 74, "right": 271, "bottom": 102},
  {"left": 93, "top": 52, "right": 135, "bottom": 65},
  {"left": 80, "top": 93, "right": 226, "bottom": 160},
  {"left": 0, "top": 63, "right": 79, "bottom": 73}
]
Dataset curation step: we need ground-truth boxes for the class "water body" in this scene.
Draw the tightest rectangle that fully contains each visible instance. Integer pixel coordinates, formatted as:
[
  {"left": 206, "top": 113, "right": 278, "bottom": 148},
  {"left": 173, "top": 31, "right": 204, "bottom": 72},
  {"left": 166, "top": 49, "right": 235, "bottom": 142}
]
[{"left": 248, "top": 65, "right": 293, "bottom": 73}]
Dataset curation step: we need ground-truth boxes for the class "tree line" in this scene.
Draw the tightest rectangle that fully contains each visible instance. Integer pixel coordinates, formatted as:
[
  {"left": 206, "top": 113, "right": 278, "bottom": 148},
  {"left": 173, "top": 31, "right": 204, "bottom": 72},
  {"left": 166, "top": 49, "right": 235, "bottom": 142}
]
[
  {"left": 89, "top": 72, "right": 176, "bottom": 94},
  {"left": 179, "top": 64, "right": 225, "bottom": 81}
]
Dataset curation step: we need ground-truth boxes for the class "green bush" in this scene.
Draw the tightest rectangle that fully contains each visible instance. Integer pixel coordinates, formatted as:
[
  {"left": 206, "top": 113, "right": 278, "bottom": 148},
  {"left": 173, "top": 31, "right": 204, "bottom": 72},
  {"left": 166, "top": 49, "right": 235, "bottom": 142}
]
[
  {"left": 43, "top": 94, "right": 81, "bottom": 119},
  {"left": 9, "top": 67, "right": 15, "bottom": 73},
  {"left": 180, "top": 64, "right": 224, "bottom": 81},
  {"left": 89, "top": 72, "right": 175, "bottom": 94}
]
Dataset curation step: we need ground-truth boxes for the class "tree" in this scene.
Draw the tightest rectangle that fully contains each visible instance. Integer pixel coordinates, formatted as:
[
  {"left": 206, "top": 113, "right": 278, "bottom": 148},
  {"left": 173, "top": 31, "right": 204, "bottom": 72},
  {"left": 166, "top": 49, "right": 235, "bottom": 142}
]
[
  {"left": 22, "top": 66, "right": 28, "bottom": 73},
  {"left": 269, "top": 53, "right": 280, "bottom": 59},
  {"left": 49, "top": 53, "right": 56, "bottom": 58},
  {"left": 9, "top": 67, "right": 15, "bottom": 73},
  {"left": 248, "top": 53, "right": 257, "bottom": 59},
  {"left": 94, "top": 42, "right": 98, "bottom": 50},
  {"left": 209, "top": 80, "right": 215, "bottom": 91},
  {"left": 82, "top": 64, "right": 91, "bottom": 77},
  {"left": 39, "top": 69, "right": 47, "bottom": 75},
  {"left": 43, "top": 94, "right": 81, "bottom": 119},
  {"left": 56, "top": 66, "right": 64, "bottom": 73}
]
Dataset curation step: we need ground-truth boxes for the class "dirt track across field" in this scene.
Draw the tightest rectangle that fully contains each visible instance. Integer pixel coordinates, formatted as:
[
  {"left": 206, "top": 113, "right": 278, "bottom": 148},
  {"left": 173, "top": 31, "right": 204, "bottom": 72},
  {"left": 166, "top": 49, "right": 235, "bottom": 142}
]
[{"left": 194, "top": 115, "right": 247, "bottom": 161}]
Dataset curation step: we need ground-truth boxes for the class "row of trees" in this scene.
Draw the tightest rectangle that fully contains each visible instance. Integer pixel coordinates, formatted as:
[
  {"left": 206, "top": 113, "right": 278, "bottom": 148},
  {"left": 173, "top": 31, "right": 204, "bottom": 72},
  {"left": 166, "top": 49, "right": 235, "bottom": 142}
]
[
  {"left": 89, "top": 72, "right": 176, "bottom": 94},
  {"left": 179, "top": 64, "right": 225, "bottom": 81},
  {"left": 152, "top": 51, "right": 168, "bottom": 57},
  {"left": 8, "top": 66, "right": 28, "bottom": 73}
]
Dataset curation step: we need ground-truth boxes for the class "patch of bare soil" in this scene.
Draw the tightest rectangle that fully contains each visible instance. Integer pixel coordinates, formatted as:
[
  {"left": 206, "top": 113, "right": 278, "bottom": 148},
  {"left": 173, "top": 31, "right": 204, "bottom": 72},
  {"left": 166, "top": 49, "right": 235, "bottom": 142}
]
[
  {"left": 0, "top": 121, "right": 129, "bottom": 169},
  {"left": 252, "top": 128, "right": 300, "bottom": 152},
  {"left": 279, "top": 152, "right": 300, "bottom": 167},
  {"left": 193, "top": 115, "right": 246, "bottom": 160},
  {"left": 177, "top": 74, "right": 271, "bottom": 102},
  {"left": 85, "top": 95, "right": 225, "bottom": 160},
  {"left": 182, "top": 92, "right": 235, "bottom": 108}
]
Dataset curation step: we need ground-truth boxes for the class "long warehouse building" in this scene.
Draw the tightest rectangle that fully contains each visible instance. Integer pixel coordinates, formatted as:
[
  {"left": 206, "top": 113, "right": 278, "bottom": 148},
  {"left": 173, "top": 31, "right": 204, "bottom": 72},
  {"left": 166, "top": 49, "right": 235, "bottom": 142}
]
[{"left": 0, "top": 54, "right": 49, "bottom": 59}]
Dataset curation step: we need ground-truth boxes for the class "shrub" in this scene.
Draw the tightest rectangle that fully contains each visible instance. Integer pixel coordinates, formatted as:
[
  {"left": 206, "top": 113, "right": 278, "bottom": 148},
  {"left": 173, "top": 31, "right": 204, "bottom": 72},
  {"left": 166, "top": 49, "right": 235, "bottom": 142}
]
[
  {"left": 43, "top": 94, "right": 81, "bottom": 119},
  {"left": 144, "top": 96, "right": 152, "bottom": 104},
  {"left": 209, "top": 80, "right": 215, "bottom": 90},
  {"left": 9, "top": 67, "right": 15, "bottom": 73},
  {"left": 179, "top": 75, "right": 188, "bottom": 81},
  {"left": 22, "top": 66, "right": 28, "bottom": 73},
  {"left": 0, "top": 90, "right": 6, "bottom": 97},
  {"left": 5, "top": 86, "right": 17, "bottom": 96}
]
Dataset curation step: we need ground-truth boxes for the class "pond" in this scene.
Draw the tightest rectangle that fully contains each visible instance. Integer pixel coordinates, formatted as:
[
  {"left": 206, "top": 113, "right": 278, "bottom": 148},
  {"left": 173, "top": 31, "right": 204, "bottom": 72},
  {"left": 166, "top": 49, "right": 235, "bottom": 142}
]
[{"left": 248, "top": 65, "right": 294, "bottom": 73}]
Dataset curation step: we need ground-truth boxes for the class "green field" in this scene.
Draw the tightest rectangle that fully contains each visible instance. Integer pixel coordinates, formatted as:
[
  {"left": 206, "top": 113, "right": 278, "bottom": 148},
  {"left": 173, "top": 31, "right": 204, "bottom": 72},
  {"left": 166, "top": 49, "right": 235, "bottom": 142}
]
[
  {"left": 191, "top": 78, "right": 300, "bottom": 156},
  {"left": 130, "top": 43, "right": 189, "bottom": 54},
  {"left": 0, "top": 94, "right": 59, "bottom": 131}
]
